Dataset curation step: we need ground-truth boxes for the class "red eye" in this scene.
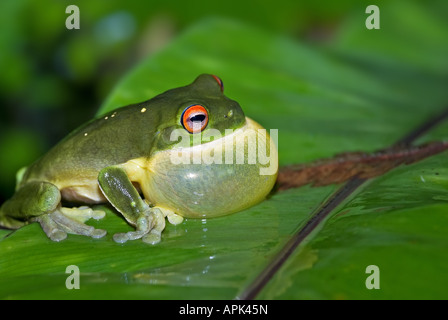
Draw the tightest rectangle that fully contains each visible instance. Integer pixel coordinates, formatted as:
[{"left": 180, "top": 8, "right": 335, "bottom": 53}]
[
  {"left": 212, "top": 75, "right": 224, "bottom": 92},
  {"left": 181, "top": 105, "right": 209, "bottom": 133}
]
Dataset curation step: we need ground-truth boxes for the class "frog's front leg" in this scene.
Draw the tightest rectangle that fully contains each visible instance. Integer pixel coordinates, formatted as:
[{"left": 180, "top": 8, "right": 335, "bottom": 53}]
[
  {"left": 98, "top": 166, "right": 172, "bottom": 244},
  {"left": 0, "top": 181, "right": 106, "bottom": 241}
]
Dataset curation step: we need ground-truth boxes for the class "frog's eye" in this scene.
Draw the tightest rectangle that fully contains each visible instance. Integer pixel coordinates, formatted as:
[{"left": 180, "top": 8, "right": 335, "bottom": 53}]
[
  {"left": 212, "top": 75, "right": 224, "bottom": 92},
  {"left": 181, "top": 105, "right": 209, "bottom": 133}
]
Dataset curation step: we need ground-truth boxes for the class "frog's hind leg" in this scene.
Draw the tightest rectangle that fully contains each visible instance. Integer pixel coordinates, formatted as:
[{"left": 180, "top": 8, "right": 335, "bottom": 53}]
[
  {"left": 0, "top": 181, "right": 61, "bottom": 229},
  {"left": 0, "top": 180, "right": 106, "bottom": 241}
]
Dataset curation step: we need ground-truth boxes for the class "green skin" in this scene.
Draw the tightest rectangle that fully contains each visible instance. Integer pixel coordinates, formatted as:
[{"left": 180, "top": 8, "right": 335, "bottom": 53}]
[{"left": 0, "top": 74, "right": 277, "bottom": 244}]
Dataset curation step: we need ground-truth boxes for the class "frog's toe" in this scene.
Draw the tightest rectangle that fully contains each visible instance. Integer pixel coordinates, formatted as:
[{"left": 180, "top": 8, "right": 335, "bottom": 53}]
[
  {"left": 53, "top": 210, "right": 107, "bottom": 239},
  {"left": 60, "top": 206, "right": 106, "bottom": 223},
  {"left": 113, "top": 232, "right": 129, "bottom": 243},
  {"left": 141, "top": 208, "right": 165, "bottom": 245},
  {"left": 36, "top": 214, "right": 68, "bottom": 242},
  {"left": 165, "top": 210, "right": 184, "bottom": 225},
  {"left": 48, "top": 229, "right": 67, "bottom": 242},
  {"left": 91, "top": 209, "right": 106, "bottom": 220},
  {"left": 36, "top": 209, "right": 107, "bottom": 241},
  {"left": 51, "top": 211, "right": 96, "bottom": 236},
  {"left": 91, "top": 228, "right": 107, "bottom": 238},
  {"left": 112, "top": 215, "right": 154, "bottom": 243},
  {"left": 142, "top": 230, "right": 161, "bottom": 245},
  {"left": 113, "top": 230, "right": 147, "bottom": 243}
]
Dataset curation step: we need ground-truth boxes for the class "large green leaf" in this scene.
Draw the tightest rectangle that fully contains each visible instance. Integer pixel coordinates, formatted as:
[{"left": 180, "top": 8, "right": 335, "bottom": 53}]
[
  {"left": 1, "top": 1, "right": 448, "bottom": 299},
  {"left": 258, "top": 152, "right": 448, "bottom": 299}
]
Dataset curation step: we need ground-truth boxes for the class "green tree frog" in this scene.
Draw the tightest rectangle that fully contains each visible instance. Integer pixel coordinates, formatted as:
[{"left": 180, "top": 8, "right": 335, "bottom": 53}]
[{"left": 0, "top": 74, "right": 278, "bottom": 244}]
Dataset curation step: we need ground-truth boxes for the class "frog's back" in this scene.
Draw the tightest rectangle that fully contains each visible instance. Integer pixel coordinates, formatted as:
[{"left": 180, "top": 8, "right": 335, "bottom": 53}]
[{"left": 20, "top": 102, "right": 158, "bottom": 203}]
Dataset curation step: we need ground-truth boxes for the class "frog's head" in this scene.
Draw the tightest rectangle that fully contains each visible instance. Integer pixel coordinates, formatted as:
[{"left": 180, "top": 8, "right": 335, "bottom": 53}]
[
  {"left": 153, "top": 74, "right": 246, "bottom": 150},
  {"left": 143, "top": 74, "right": 278, "bottom": 219}
]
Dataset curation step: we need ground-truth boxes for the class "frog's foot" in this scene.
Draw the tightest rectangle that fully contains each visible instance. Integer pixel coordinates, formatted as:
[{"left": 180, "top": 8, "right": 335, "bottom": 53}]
[
  {"left": 34, "top": 207, "right": 107, "bottom": 242},
  {"left": 113, "top": 207, "right": 163, "bottom": 244},
  {"left": 113, "top": 206, "right": 182, "bottom": 245}
]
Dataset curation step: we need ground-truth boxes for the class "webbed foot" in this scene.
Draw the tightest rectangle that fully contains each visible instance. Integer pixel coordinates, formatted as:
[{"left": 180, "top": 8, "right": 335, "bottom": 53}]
[
  {"left": 113, "top": 207, "right": 183, "bottom": 245},
  {"left": 34, "top": 206, "right": 107, "bottom": 242}
]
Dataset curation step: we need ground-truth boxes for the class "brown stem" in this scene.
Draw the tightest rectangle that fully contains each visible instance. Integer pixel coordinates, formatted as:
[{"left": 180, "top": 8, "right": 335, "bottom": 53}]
[{"left": 277, "top": 141, "right": 448, "bottom": 191}]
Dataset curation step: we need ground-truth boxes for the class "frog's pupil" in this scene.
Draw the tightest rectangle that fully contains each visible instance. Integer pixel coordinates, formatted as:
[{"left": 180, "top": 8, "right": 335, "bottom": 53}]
[{"left": 190, "top": 114, "right": 206, "bottom": 122}]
